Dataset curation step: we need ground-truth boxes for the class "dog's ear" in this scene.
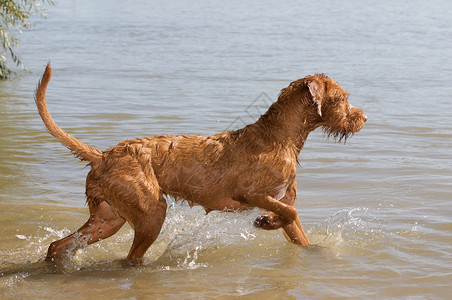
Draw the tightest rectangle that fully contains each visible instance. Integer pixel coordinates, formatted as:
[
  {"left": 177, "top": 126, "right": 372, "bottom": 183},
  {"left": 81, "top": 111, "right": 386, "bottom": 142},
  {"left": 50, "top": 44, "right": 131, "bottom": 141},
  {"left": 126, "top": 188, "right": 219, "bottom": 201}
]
[{"left": 308, "top": 78, "right": 325, "bottom": 117}]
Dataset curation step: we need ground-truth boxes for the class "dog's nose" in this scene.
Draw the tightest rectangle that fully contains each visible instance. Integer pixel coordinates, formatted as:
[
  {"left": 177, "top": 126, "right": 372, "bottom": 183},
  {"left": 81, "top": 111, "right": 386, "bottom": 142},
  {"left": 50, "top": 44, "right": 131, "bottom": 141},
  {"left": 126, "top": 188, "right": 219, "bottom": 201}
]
[{"left": 363, "top": 114, "right": 368, "bottom": 122}]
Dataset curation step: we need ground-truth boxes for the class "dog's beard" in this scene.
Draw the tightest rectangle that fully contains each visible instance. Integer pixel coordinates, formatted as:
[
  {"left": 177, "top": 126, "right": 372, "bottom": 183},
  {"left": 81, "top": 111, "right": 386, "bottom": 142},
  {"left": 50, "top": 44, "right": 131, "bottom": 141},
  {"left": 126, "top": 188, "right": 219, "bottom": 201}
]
[
  {"left": 331, "top": 112, "right": 366, "bottom": 142},
  {"left": 322, "top": 117, "right": 365, "bottom": 143},
  {"left": 323, "top": 126, "right": 354, "bottom": 143}
]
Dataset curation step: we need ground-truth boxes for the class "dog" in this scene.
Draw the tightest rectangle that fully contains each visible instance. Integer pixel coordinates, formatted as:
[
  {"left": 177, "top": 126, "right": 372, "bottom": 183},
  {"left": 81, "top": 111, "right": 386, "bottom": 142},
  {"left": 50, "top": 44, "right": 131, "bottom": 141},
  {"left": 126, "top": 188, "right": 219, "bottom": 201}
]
[{"left": 34, "top": 63, "right": 367, "bottom": 264}]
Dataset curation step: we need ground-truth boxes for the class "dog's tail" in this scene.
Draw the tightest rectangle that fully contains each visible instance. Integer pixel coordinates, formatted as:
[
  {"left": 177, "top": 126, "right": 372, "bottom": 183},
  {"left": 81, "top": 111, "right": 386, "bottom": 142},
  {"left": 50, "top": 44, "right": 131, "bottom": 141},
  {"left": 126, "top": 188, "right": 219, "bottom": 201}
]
[{"left": 34, "top": 63, "right": 102, "bottom": 163}]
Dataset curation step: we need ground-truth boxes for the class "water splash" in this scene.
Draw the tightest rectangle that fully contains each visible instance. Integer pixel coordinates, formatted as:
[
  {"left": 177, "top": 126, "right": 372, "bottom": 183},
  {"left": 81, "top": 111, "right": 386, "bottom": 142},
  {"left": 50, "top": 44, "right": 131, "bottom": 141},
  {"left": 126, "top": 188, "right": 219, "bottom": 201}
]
[
  {"left": 1, "top": 204, "right": 262, "bottom": 279},
  {"left": 2, "top": 206, "right": 384, "bottom": 275},
  {"left": 1, "top": 226, "right": 71, "bottom": 267},
  {"left": 155, "top": 205, "right": 259, "bottom": 269},
  {"left": 308, "top": 207, "right": 384, "bottom": 256}
]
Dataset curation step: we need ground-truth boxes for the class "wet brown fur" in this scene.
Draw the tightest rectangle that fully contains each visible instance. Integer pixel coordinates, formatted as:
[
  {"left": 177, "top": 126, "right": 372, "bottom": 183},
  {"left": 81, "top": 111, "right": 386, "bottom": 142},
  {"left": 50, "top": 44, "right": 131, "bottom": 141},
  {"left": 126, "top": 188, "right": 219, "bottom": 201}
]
[{"left": 35, "top": 64, "right": 367, "bottom": 264}]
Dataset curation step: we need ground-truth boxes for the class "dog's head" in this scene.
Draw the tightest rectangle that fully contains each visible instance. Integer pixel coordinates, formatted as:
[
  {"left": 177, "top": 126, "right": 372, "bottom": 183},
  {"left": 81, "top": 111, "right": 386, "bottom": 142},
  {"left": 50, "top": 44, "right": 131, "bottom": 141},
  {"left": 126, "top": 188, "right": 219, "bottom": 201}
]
[{"left": 303, "top": 74, "right": 367, "bottom": 141}]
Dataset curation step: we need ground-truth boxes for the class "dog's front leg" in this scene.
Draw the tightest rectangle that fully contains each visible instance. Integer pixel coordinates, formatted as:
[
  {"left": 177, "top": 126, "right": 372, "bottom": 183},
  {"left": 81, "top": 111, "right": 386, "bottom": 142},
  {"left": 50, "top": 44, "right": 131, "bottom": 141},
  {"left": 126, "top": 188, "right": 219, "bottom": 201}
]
[
  {"left": 279, "top": 181, "right": 310, "bottom": 246},
  {"left": 282, "top": 218, "right": 310, "bottom": 246},
  {"left": 244, "top": 194, "right": 297, "bottom": 230},
  {"left": 250, "top": 181, "right": 310, "bottom": 246},
  {"left": 253, "top": 206, "right": 310, "bottom": 246}
]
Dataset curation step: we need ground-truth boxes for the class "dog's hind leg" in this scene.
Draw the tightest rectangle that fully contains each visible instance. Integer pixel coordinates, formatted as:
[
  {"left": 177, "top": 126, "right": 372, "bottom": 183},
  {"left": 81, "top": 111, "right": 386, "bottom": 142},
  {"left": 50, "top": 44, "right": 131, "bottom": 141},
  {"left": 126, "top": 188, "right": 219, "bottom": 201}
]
[
  {"left": 46, "top": 200, "right": 126, "bottom": 262},
  {"left": 124, "top": 195, "right": 167, "bottom": 265},
  {"left": 101, "top": 169, "right": 167, "bottom": 265}
]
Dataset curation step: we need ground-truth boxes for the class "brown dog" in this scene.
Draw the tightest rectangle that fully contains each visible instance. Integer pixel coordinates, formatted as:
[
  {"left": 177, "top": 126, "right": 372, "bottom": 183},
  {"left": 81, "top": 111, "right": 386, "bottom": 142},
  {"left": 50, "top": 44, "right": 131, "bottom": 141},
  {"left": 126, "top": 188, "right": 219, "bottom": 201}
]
[{"left": 35, "top": 64, "right": 367, "bottom": 264}]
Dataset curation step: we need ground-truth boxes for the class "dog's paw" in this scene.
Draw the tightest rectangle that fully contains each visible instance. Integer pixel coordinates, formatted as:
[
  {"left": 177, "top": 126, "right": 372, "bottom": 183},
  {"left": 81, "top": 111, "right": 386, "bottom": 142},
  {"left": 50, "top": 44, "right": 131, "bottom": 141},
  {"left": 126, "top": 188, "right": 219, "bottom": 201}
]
[
  {"left": 254, "top": 215, "right": 286, "bottom": 230},
  {"left": 254, "top": 215, "right": 271, "bottom": 228}
]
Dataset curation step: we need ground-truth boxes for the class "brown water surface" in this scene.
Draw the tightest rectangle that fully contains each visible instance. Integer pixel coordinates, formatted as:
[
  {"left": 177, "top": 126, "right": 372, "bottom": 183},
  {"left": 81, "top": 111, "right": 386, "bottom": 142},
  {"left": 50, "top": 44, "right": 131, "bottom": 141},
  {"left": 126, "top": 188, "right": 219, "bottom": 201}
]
[{"left": 1, "top": 0, "right": 451, "bottom": 298}]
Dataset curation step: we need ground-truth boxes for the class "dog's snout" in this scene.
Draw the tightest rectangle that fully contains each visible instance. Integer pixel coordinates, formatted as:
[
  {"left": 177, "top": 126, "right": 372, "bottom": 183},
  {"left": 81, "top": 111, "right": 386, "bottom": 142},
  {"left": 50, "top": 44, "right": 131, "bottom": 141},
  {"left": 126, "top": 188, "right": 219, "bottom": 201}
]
[{"left": 363, "top": 114, "right": 368, "bottom": 122}]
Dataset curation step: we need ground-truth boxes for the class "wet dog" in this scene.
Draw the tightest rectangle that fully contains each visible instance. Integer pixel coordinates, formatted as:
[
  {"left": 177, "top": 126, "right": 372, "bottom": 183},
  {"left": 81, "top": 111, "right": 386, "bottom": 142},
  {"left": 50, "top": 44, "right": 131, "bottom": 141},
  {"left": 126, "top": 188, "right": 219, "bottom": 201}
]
[{"left": 34, "top": 64, "right": 367, "bottom": 264}]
